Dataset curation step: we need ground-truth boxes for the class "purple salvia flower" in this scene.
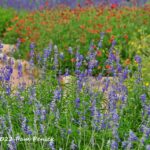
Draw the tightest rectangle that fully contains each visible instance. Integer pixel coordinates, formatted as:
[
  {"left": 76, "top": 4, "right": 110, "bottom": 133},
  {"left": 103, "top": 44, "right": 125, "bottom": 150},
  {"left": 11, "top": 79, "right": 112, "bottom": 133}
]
[
  {"left": 112, "top": 127, "right": 120, "bottom": 142},
  {"left": 68, "top": 47, "right": 73, "bottom": 54},
  {"left": 35, "top": 103, "right": 41, "bottom": 115},
  {"left": 70, "top": 140, "right": 77, "bottom": 150},
  {"left": 77, "top": 79, "right": 83, "bottom": 90},
  {"left": 141, "top": 125, "right": 150, "bottom": 140},
  {"left": 76, "top": 52, "right": 83, "bottom": 69},
  {"left": 122, "top": 67, "right": 129, "bottom": 80},
  {"left": 40, "top": 109, "right": 46, "bottom": 121},
  {"left": 64, "top": 68, "right": 69, "bottom": 76},
  {"left": 109, "top": 40, "right": 117, "bottom": 52},
  {"left": 140, "top": 136, "right": 145, "bottom": 145},
  {"left": 111, "top": 140, "right": 118, "bottom": 150},
  {"left": 54, "top": 108, "right": 60, "bottom": 125},
  {"left": 117, "top": 64, "right": 122, "bottom": 73},
  {"left": 17, "top": 61, "right": 23, "bottom": 78},
  {"left": 146, "top": 145, "right": 150, "bottom": 150},
  {"left": 6, "top": 86, "right": 11, "bottom": 95},
  {"left": 0, "top": 40, "right": 3, "bottom": 53},
  {"left": 30, "top": 49, "right": 34, "bottom": 59},
  {"left": 128, "top": 130, "right": 138, "bottom": 142},
  {"left": 21, "top": 117, "right": 32, "bottom": 135},
  {"left": 30, "top": 42, "right": 35, "bottom": 50},
  {"left": 135, "top": 55, "right": 142, "bottom": 64},
  {"left": 75, "top": 98, "right": 80, "bottom": 108},
  {"left": 90, "top": 99, "right": 96, "bottom": 117},
  {"left": 49, "top": 138, "right": 55, "bottom": 150},
  {"left": 75, "top": 69, "right": 81, "bottom": 76},
  {"left": 146, "top": 105, "right": 150, "bottom": 116},
  {"left": 122, "top": 141, "right": 128, "bottom": 149},
  {"left": 89, "top": 40, "right": 94, "bottom": 51},
  {"left": 0, "top": 117, "right": 6, "bottom": 136},
  {"left": 140, "top": 94, "right": 146, "bottom": 103},
  {"left": 16, "top": 38, "right": 21, "bottom": 49},
  {"left": 4, "top": 65, "right": 13, "bottom": 81},
  {"left": 97, "top": 73, "right": 102, "bottom": 80},
  {"left": 44, "top": 48, "right": 51, "bottom": 58},
  {"left": 7, "top": 140, "right": 17, "bottom": 150},
  {"left": 126, "top": 142, "right": 132, "bottom": 149},
  {"left": 40, "top": 124, "right": 45, "bottom": 134},
  {"left": 43, "top": 48, "right": 51, "bottom": 63},
  {"left": 3, "top": 54, "right": 7, "bottom": 62},
  {"left": 111, "top": 110, "right": 119, "bottom": 126},
  {"left": 98, "top": 32, "right": 105, "bottom": 48},
  {"left": 59, "top": 52, "right": 64, "bottom": 59},
  {"left": 50, "top": 99, "right": 56, "bottom": 112},
  {"left": 54, "top": 45, "right": 58, "bottom": 70},
  {"left": 54, "top": 88, "right": 62, "bottom": 100},
  {"left": 68, "top": 129, "right": 72, "bottom": 134}
]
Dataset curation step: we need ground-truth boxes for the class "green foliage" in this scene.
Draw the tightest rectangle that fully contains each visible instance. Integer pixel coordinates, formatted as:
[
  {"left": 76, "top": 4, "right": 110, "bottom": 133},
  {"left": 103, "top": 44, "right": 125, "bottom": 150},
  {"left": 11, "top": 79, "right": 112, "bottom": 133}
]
[{"left": 0, "top": 7, "right": 16, "bottom": 38}]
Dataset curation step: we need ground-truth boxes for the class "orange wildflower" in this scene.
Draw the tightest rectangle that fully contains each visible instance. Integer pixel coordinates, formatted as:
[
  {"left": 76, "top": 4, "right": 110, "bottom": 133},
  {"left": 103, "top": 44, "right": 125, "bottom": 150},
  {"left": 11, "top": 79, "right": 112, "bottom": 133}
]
[
  {"left": 98, "top": 66, "right": 102, "bottom": 70},
  {"left": 45, "top": 1, "right": 49, "bottom": 6},
  {"left": 80, "top": 35, "right": 86, "bottom": 44},
  {"left": 88, "top": 20, "right": 92, "bottom": 23},
  {"left": 71, "top": 58, "right": 76, "bottom": 63},
  {"left": 26, "top": 27, "right": 31, "bottom": 31},
  {"left": 111, "top": 3, "right": 118, "bottom": 9},
  {"left": 13, "top": 16, "right": 19, "bottom": 21},
  {"left": 97, "top": 50, "right": 102, "bottom": 57},
  {"left": 106, "top": 65, "right": 111, "bottom": 69},
  {"left": 79, "top": 25, "right": 85, "bottom": 29},
  {"left": 41, "top": 21, "right": 47, "bottom": 25},
  {"left": 124, "top": 34, "right": 128, "bottom": 40},
  {"left": 125, "top": 58, "right": 131, "bottom": 65},
  {"left": 18, "top": 19, "right": 25, "bottom": 24},
  {"left": 87, "top": 29, "right": 99, "bottom": 34},
  {"left": 109, "top": 35, "right": 115, "bottom": 43},
  {"left": 106, "top": 28, "right": 112, "bottom": 33},
  {"left": 7, "top": 27, "right": 13, "bottom": 31},
  {"left": 97, "top": 23, "right": 103, "bottom": 29},
  {"left": 20, "top": 38, "right": 26, "bottom": 43}
]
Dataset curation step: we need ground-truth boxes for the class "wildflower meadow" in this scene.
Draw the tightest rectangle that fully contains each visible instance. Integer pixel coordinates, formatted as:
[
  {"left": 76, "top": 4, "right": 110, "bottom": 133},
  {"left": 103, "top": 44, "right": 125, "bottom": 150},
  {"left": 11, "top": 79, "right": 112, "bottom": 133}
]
[{"left": 0, "top": 0, "right": 150, "bottom": 150}]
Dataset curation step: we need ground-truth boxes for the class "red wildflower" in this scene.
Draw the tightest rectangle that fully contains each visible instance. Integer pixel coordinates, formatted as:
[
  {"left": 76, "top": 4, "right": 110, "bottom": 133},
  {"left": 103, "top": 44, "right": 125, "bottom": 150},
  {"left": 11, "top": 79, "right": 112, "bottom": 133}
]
[
  {"left": 87, "top": 29, "right": 99, "bottom": 34},
  {"left": 106, "top": 65, "right": 111, "bottom": 69},
  {"left": 92, "top": 45, "right": 96, "bottom": 49},
  {"left": 45, "top": 1, "right": 49, "bottom": 6},
  {"left": 18, "top": 19, "right": 25, "bottom": 24},
  {"left": 97, "top": 23, "right": 103, "bottom": 29},
  {"left": 77, "top": 4, "right": 81, "bottom": 8},
  {"left": 20, "top": 38, "right": 26, "bottom": 43},
  {"left": 97, "top": 50, "right": 102, "bottom": 57},
  {"left": 80, "top": 25, "right": 85, "bottom": 29},
  {"left": 109, "top": 35, "right": 115, "bottom": 43},
  {"left": 111, "top": 3, "right": 118, "bottom": 9},
  {"left": 7, "top": 27, "right": 13, "bottom": 31},
  {"left": 124, "top": 35, "right": 128, "bottom": 40},
  {"left": 125, "top": 58, "right": 131, "bottom": 65},
  {"left": 13, "top": 16, "right": 19, "bottom": 21},
  {"left": 71, "top": 58, "right": 76, "bottom": 63},
  {"left": 106, "top": 28, "right": 112, "bottom": 33},
  {"left": 98, "top": 66, "right": 102, "bottom": 70}
]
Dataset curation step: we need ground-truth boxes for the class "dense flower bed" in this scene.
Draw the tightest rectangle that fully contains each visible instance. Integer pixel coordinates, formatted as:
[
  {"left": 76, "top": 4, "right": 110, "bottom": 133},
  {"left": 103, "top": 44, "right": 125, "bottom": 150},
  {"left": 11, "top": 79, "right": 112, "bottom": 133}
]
[
  {"left": 0, "top": 2, "right": 150, "bottom": 150},
  {"left": 0, "top": 0, "right": 148, "bottom": 10},
  {"left": 0, "top": 37, "right": 150, "bottom": 150},
  {"left": 1, "top": 4, "right": 150, "bottom": 75}
]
